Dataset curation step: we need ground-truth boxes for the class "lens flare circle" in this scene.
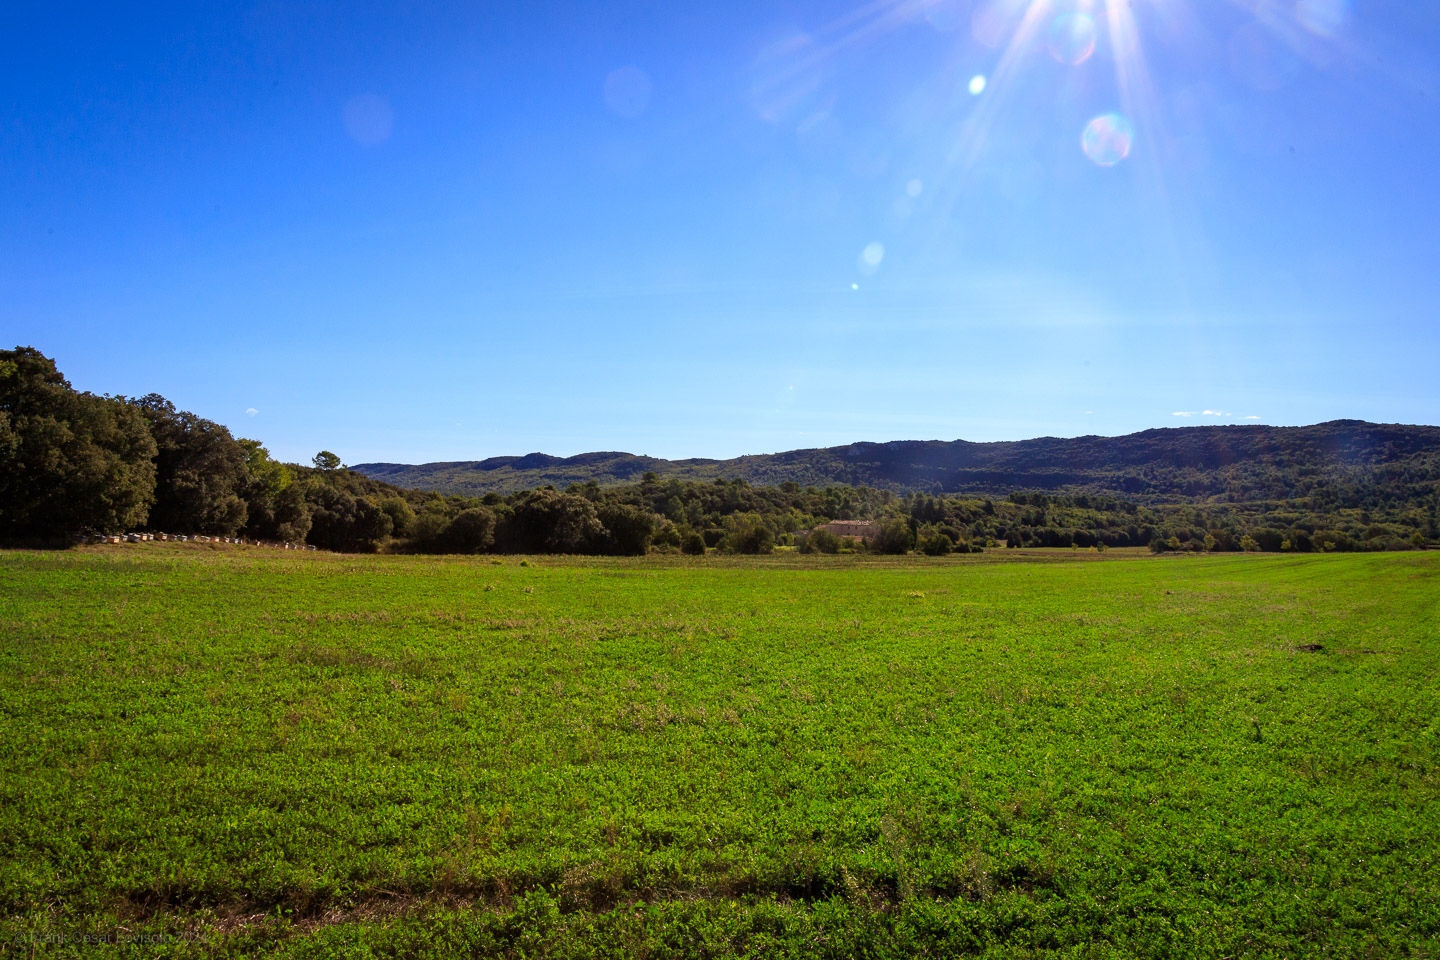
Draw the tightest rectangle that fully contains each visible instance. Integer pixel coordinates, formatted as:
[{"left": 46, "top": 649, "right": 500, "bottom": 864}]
[
  {"left": 1082, "top": 113, "right": 1134, "bottom": 167},
  {"left": 1047, "top": 13, "right": 1097, "bottom": 66},
  {"left": 968, "top": 75, "right": 987, "bottom": 96}
]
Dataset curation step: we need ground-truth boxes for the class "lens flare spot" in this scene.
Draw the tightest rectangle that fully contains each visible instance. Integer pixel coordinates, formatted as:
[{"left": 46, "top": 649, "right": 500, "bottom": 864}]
[
  {"left": 859, "top": 242, "right": 885, "bottom": 274},
  {"left": 968, "top": 74, "right": 987, "bottom": 96},
  {"left": 1082, "top": 113, "right": 1134, "bottom": 166},
  {"left": 906, "top": 179, "right": 924, "bottom": 198},
  {"left": 1047, "top": 13, "right": 1097, "bottom": 66},
  {"left": 1295, "top": 0, "right": 1349, "bottom": 36}
]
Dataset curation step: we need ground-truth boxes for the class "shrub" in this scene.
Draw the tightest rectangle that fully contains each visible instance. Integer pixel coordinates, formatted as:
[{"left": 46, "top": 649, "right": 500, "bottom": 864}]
[
  {"left": 440, "top": 507, "right": 496, "bottom": 554},
  {"left": 596, "top": 503, "right": 658, "bottom": 556},
  {"left": 497, "top": 489, "right": 604, "bottom": 553},
  {"left": 681, "top": 532, "right": 706, "bottom": 555},
  {"left": 411, "top": 509, "right": 450, "bottom": 546},
  {"left": 722, "top": 514, "right": 774, "bottom": 555},
  {"left": 379, "top": 496, "right": 416, "bottom": 539},
  {"left": 872, "top": 518, "right": 914, "bottom": 555},
  {"left": 919, "top": 532, "right": 952, "bottom": 556},
  {"left": 800, "top": 529, "right": 841, "bottom": 554}
]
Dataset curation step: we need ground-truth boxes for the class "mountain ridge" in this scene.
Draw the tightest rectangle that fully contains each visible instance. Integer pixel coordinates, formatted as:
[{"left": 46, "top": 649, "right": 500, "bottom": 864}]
[{"left": 353, "top": 420, "right": 1440, "bottom": 503}]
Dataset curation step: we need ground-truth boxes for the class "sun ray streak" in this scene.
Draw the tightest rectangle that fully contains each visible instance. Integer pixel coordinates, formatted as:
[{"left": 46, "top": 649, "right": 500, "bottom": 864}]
[
  {"left": 1100, "top": 0, "right": 1197, "bottom": 303},
  {"left": 759, "top": 0, "right": 921, "bottom": 96},
  {"left": 949, "top": 1, "right": 1055, "bottom": 171}
]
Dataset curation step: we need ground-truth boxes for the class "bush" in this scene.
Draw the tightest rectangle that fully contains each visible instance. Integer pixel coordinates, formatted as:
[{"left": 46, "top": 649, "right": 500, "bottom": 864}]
[
  {"left": 681, "top": 531, "right": 706, "bottom": 555},
  {"left": 410, "top": 508, "right": 450, "bottom": 547},
  {"left": 497, "top": 489, "right": 604, "bottom": 553},
  {"left": 596, "top": 503, "right": 658, "bottom": 556},
  {"left": 378, "top": 496, "right": 416, "bottom": 538},
  {"left": 799, "top": 529, "right": 841, "bottom": 554},
  {"left": 872, "top": 518, "right": 914, "bottom": 555},
  {"left": 722, "top": 514, "right": 774, "bottom": 555},
  {"left": 440, "top": 507, "right": 496, "bottom": 554},
  {"left": 919, "top": 532, "right": 952, "bottom": 556}
]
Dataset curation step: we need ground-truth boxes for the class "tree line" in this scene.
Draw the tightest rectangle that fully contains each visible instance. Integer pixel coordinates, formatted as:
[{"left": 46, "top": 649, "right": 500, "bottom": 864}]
[{"left": 3, "top": 347, "right": 1435, "bottom": 555}]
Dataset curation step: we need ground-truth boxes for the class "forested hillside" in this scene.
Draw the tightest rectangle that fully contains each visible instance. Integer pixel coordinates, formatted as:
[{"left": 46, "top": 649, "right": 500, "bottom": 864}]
[
  {"left": 354, "top": 420, "right": 1440, "bottom": 506},
  {"left": 5, "top": 347, "right": 1436, "bottom": 555}
]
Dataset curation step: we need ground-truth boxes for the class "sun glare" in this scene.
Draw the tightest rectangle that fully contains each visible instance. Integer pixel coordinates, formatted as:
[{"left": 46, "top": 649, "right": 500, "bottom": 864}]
[{"left": 772, "top": 0, "right": 1356, "bottom": 176}]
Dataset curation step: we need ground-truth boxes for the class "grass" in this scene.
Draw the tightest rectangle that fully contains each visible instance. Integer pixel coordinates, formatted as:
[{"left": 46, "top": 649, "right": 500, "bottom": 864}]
[{"left": 0, "top": 545, "right": 1437, "bottom": 958}]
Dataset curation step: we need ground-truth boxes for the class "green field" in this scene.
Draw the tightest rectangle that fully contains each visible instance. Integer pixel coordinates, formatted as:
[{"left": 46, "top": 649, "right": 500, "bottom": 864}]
[{"left": 1, "top": 547, "right": 1437, "bottom": 958}]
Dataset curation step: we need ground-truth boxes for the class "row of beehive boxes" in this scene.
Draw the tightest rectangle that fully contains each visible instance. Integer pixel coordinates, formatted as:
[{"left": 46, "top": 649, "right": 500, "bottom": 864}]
[{"left": 78, "top": 533, "right": 318, "bottom": 550}]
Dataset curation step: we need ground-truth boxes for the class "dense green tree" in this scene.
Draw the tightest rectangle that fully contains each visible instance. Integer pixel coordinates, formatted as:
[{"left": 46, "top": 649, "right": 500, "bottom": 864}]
[
  {"left": 0, "top": 347, "right": 156, "bottom": 537},
  {"left": 312, "top": 450, "right": 342, "bottom": 471},
  {"left": 799, "top": 528, "right": 841, "bottom": 554},
  {"left": 721, "top": 513, "right": 774, "bottom": 554},
  {"left": 498, "top": 489, "right": 604, "bottom": 553},
  {"left": 919, "top": 530, "right": 953, "bottom": 556},
  {"left": 872, "top": 517, "right": 915, "bottom": 555},
  {"left": 596, "top": 503, "right": 659, "bottom": 555},
  {"left": 440, "top": 507, "right": 496, "bottom": 554},
  {"left": 259, "top": 483, "right": 313, "bottom": 543},
  {"left": 306, "top": 487, "right": 393, "bottom": 552},
  {"left": 132, "top": 395, "right": 249, "bottom": 536},
  {"left": 378, "top": 496, "right": 417, "bottom": 539},
  {"left": 409, "top": 507, "right": 451, "bottom": 548}
]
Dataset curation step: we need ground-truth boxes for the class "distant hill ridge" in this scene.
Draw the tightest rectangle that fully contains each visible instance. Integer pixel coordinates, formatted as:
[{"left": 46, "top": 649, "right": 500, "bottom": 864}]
[{"left": 353, "top": 420, "right": 1440, "bottom": 503}]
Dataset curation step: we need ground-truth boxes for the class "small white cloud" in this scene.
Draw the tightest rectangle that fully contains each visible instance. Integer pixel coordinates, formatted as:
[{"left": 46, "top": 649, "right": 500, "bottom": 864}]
[
  {"left": 1172, "top": 411, "right": 1197, "bottom": 417},
  {"left": 245, "top": 408, "right": 258, "bottom": 416},
  {"left": 1244, "top": 415, "right": 1261, "bottom": 420},
  {"left": 1202, "top": 409, "right": 1229, "bottom": 417}
]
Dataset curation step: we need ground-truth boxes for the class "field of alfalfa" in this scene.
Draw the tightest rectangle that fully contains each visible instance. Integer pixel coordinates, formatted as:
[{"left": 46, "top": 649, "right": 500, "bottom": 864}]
[{"left": 0, "top": 545, "right": 1436, "bottom": 958}]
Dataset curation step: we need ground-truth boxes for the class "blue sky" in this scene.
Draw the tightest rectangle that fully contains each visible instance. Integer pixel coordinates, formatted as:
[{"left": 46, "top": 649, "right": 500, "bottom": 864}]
[{"left": 3, "top": 0, "right": 1437, "bottom": 465}]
